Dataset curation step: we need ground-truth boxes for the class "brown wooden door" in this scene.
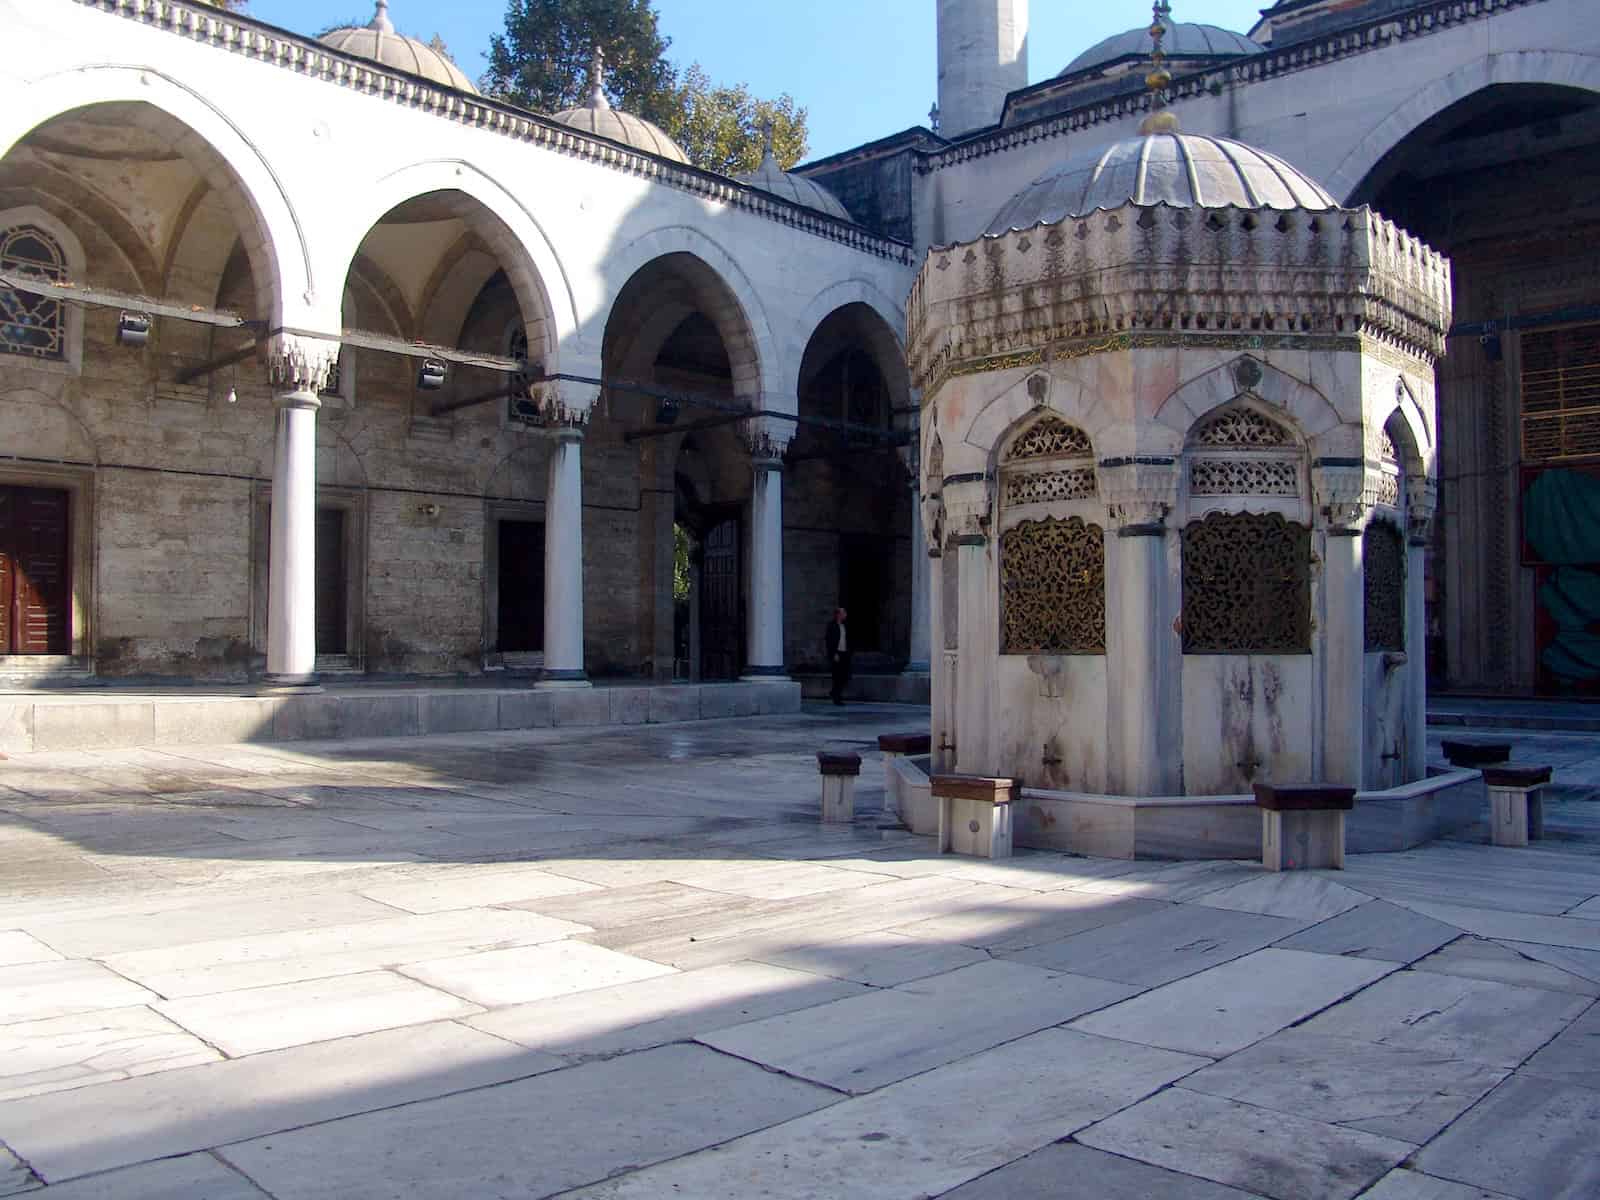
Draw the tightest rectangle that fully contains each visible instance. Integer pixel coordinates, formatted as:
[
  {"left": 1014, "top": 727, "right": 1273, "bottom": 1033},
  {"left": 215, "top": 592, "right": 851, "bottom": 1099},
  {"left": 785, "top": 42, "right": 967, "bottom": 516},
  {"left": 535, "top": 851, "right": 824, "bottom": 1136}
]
[
  {"left": 0, "top": 486, "right": 69, "bottom": 654},
  {"left": 700, "top": 516, "right": 741, "bottom": 680},
  {"left": 314, "top": 507, "right": 346, "bottom": 655}
]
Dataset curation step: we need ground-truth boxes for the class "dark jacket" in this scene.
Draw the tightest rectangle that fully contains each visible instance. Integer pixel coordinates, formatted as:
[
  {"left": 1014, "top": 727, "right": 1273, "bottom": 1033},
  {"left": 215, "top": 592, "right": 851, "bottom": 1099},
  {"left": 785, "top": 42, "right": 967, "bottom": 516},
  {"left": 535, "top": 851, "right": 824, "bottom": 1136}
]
[{"left": 825, "top": 620, "right": 850, "bottom": 658}]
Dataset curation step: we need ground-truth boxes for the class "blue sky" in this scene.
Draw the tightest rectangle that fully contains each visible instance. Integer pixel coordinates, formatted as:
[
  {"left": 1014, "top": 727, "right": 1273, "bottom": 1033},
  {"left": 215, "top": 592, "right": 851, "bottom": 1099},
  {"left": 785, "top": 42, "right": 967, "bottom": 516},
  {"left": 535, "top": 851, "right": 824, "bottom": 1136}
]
[{"left": 249, "top": 1, "right": 1273, "bottom": 159}]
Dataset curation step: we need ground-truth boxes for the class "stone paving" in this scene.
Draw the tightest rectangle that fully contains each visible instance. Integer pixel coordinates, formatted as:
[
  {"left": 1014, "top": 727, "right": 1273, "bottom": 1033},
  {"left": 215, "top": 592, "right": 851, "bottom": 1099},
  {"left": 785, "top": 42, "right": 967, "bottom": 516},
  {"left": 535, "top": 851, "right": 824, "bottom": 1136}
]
[{"left": 0, "top": 703, "right": 1597, "bottom": 1198}]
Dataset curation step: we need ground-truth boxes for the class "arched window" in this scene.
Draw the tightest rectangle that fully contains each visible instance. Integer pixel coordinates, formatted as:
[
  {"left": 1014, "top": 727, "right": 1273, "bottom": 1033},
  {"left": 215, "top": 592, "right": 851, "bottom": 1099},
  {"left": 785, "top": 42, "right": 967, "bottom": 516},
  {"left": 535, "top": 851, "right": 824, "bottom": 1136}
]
[
  {"left": 1374, "top": 428, "right": 1403, "bottom": 508},
  {"left": 997, "top": 414, "right": 1104, "bottom": 654},
  {"left": 0, "top": 225, "right": 67, "bottom": 361}
]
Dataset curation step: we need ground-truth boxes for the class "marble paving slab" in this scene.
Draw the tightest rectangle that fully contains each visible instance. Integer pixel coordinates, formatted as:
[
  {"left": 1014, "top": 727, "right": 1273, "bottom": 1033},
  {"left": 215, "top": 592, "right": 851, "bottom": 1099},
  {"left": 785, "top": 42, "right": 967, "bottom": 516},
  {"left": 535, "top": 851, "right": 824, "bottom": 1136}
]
[
  {"left": 1410, "top": 936, "right": 1600, "bottom": 996},
  {"left": 1068, "top": 859, "right": 1263, "bottom": 902},
  {"left": 1414, "top": 1073, "right": 1600, "bottom": 1199},
  {"left": 24, "top": 891, "right": 401, "bottom": 958},
  {"left": 155, "top": 970, "right": 481, "bottom": 1056},
  {"left": 1564, "top": 894, "right": 1600, "bottom": 919},
  {"left": 354, "top": 866, "right": 600, "bottom": 914},
  {"left": 0, "top": 1005, "right": 221, "bottom": 1102},
  {"left": 1005, "top": 904, "right": 1307, "bottom": 988},
  {"left": 658, "top": 859, "right": 891, "bottom": 900},
  {"left": 1194, "top": 873, "right": 1372, "bottom": 922},
  {"left": 1273, "top": 899, "right": 1464, "bottom": 963},
  {"left": 1077, "top": 1086, "right": 1414, "bottom": 1200},
  {"left": 1071, "top": 948, "right": 1395, "bottom": 1057},
  {"left": 0, "top": 930, "right": 62, "bottom": 967},
  {"left": 0, "top": 1143, "right": 35, "bottom": 1195},
  {"left": 0, "top": 1021, "right": 564, "bottom": 1183},
  {"left": 398, "top": 940, "right": 677, "bottom": 1007},
  {"left": 1519, "top": 1000, "right": 1600, "bottom": 1090},
  {"left": 466, "top": 961, "right": 867, "bottom": 1058},
  {"left": 1503, "top": 940, "right": 1600, "bottom": 984},
  {"left": 1388, "top": 900, "right": 1600, "bottom": 951},
  {"left": 562, "top": 1029, "right": 1206, "bottom": 1200},
  {"left": 889, "top": 891, "right": 1167, "bottom": 952},
  {"left": 754, "top": 930, "right": 990, "bottom": 987},
  {"left": 1298, "top": 970, "right": 1592, "bottom": 1068},
  {"left": 1359, "top": 1169, "right": 1516, "bottom": 1199},
  {"left": 936, "top": 853, "right": 1146, "bottom": 891},
  {"left": 102, "top": 907, "right": 591, "bottom": 998},
  {"left": 7, "top": 1152, "right": 270, "bottom": 1199},
  {"left": 936, "top": 1142, "right": 1259, "bottom": 1199},
  {"left": 0, "top": 960, "right": 158, "bottom": 1024},
  {"left": 217, "top": 1043, "right": 837, "bottom": 1200},
  {"left": 1181, "top": 1028, "right": 1509, "bottom": 1144},
  {"left": 700, "top": 959, "right": 1136, "bottom": 1094}
]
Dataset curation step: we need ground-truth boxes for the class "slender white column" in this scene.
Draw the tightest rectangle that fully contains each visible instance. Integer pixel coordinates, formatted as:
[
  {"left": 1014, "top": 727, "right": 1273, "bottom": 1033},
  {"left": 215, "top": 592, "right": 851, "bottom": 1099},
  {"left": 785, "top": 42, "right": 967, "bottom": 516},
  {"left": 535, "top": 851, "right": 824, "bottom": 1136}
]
[
  {"left": 1404, "top": 536, "right": 1428, "bottom": 781},
  {"left": 743, "top": 456, "right": 787, "bottom": 678},
  {"left": 907, "top": 483, "right": 931, "bottom": 673},
  {"left": 266, "top": 388, "right": 320, "bottom": 686},
  {"left": 540, "top": 428, "right": 588, "bottom": 686},
  {"left": 1323, "top": 527, "right": 1366, "bottom": 787},
  {"left": 1112, "top": 524, "right": 1170, "bottom": 796},
  {"left": 953, "top": 534, "right": 993, "bottom": 776}
]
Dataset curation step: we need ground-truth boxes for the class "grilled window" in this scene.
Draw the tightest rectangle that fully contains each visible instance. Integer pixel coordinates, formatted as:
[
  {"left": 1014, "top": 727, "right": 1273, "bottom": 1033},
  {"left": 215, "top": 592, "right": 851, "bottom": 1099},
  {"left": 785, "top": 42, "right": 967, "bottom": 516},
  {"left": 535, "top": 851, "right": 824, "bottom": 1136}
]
[
  {"left": 1522, "top": 323, "right": 1600, "bottom": 463},
  {"left": 1181, "top": 511, "right": 1311, "bottom": 653},
  {"left": 0, "top": 226, "right": 66, "bottom": 361}
]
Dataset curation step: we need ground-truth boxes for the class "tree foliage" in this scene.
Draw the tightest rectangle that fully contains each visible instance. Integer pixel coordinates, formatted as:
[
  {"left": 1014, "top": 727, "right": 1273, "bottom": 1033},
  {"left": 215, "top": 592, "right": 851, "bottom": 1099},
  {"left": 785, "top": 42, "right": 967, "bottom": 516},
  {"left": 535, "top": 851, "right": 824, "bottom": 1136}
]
[
  {"left": 481, "top": 0, "right": 808, "bottom": 174},
  {"left": 483, "top": 0, "right": 678, "bottom": 127}
]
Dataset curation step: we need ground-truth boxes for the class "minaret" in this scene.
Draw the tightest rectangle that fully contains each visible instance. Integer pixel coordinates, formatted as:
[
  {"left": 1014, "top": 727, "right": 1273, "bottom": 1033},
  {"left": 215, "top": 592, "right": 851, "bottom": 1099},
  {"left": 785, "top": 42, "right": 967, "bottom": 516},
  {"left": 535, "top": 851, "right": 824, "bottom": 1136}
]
[{"left": 936, "top": 0, "right": 1029, "bottom": 138}]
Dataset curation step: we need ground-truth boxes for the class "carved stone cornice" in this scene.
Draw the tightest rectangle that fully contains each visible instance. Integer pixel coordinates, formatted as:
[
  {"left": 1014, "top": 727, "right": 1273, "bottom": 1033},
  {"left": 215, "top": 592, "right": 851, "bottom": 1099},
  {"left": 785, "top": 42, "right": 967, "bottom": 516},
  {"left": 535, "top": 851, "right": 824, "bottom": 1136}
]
[
  {"left": 907, "top": 205, "right": 1452, "bottom": 399},
  {"left": 75, "top": 0, "right": 912, "bottom": 265},
  {"left": 267, "top": 332, "right": 339, "bottom": 394},
  {"left": 1099, "top": 458, "right": 1178, "bottom": 530},
  {"left": 740, "top": 416, "right": 794, "bottom": 465}
]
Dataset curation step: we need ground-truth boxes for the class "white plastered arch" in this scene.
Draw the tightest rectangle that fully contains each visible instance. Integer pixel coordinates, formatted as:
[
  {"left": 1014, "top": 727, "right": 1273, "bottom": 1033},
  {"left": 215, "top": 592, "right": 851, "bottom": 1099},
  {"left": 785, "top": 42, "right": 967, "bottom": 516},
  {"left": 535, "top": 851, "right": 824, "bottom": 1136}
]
[
  {"left": 963, "top": 368, "right": 1095, "bottom": 458},
  {"left": 793, "top": 278, "right": 910, "bottom": 403},
  {"left": 1327, "top": 50, "right": 1600, "bottom": 202},
  {"left": 597, "top": 225, "right": 778, "bottom": 408},
  {"left": 336, "top": 160, "right": 577, "bottom": 370},
  {"left": 2, "top": 66, "right": 310, "bottom": 328},
  {"left": 1155, "top": 357, "right": 1354, "bottom": 458}
]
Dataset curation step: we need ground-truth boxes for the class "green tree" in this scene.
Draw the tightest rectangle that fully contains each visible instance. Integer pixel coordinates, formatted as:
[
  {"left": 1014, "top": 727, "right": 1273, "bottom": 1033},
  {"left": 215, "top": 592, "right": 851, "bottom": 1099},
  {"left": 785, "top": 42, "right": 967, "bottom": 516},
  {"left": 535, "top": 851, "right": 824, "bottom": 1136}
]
[
  {"left": 483, "top": 0, "right": 678, "bottom": 126},
  {"left": 665, "top": 64, "right": 807, "bottom": 176}
]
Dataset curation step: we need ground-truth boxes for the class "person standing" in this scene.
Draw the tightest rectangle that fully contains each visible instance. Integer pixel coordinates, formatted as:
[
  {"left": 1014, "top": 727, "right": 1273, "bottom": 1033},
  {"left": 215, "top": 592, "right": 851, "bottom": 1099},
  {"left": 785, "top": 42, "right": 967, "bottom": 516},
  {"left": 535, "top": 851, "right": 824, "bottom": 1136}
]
[{"left": 825, "top": 606, "right": 852, "bottom": 705}]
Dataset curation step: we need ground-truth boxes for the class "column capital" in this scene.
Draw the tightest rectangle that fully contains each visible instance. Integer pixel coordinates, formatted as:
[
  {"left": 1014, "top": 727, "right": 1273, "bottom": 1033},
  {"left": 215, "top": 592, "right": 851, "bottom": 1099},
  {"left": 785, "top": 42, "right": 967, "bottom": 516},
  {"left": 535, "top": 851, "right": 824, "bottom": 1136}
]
[
  {"left": 267, "top": 332, "right": 339, "bottom": 394},
  {"left": 1312, "top": 459, "right": 1368, "bottom": 532},
  {"left": 529, "top": 377, "right": 596, "bottom": 430},
  {"left": 1098, "top": 457, "right": 1177, "bottom": 532},
  {"left": 740, "top": 415, "right": 793, "bottom": 465},
  {"left": 921, "top": 492, "right": 946, "bottom": 555},
  {"left": 942, "top": 475, "right": 990, "bottom": 542},
  {"left": 274, "top": 388, "right": 321, "bottom": 412}
]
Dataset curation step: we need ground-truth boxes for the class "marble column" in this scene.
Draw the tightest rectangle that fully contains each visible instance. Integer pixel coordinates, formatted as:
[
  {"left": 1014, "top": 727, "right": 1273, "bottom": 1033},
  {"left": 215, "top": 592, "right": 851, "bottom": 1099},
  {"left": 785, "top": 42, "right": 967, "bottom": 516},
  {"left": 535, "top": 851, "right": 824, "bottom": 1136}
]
[
  {"left": 1112, "top": 519, "right": 1170, "bottom": 796},
  {"left": 265, "top": 335, "right": 337, "bottom": 689},
  {"left": 906, "top": 480, "right": 932, "bottom": 674},
  {"left": 540, "top": 426, "right": 588, "bottom": 686},
  {"left": 1322, "top": 523, "right": 1366, "bottom": 788},
  {"left": 944, "top": 477, "right": 992, "bottom": 776},
  {"left": 1404, "top": 527, "right": 1429, "bottom": 782},
  {"left": 742, "top": 420, "right": 791, "bottom": 679}
]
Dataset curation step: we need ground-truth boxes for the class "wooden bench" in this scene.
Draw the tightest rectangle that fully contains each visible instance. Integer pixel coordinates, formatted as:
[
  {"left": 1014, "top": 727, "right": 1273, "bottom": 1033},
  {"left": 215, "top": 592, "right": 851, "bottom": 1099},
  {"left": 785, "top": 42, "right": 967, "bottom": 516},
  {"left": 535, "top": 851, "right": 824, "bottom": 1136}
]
[
  {"left": 931, "top": 774, "right": 1014, "bottom": 859},
  {"left": 1483, "top": 764, "right": 1552, "bottom": 848},
  {"left": 1441, "top": 739, "right": 1513, "bottom": 769},
  {"left": 816, "top": 751, "right": 861, "bottom": 824},
  {"left": 1254, "top": 783, "right": 1355, "bottom": 871}
]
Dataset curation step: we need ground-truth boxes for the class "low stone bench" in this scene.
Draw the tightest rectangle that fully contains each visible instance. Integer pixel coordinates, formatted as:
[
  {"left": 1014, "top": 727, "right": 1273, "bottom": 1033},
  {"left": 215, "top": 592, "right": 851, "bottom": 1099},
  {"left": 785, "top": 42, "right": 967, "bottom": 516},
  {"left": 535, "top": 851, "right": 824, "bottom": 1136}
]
[
  {"left": 1255, "top": 783, "right": 1354, "bottom": 871},
  {"left": 877, "top": 733, "right": 932, "bottom": 826},
  {"left": 1484, "top": 764, "right": 1551, "bottom": 848},
  {"left": 1441, "top": 739, "right": 1513, "bottom": 769},
  {"left": 816, "top": 752, "right": 861, "bottom": 824},
  {"left": 931, "top": 774, "right": 1014, "bottom": 859}
]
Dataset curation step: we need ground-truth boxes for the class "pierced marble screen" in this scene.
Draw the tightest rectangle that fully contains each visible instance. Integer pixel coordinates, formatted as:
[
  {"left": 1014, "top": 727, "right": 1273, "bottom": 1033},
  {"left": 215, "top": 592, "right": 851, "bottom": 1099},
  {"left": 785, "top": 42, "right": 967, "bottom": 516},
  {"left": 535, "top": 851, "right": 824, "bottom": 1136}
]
[
  {"left": 1181, "top": 511, "right": 1311, "bottom": 653},
  {"left": 1364, "top": 521, "right": 1406, "bottom": 652},
  {"left": 1188, "top": 459, "right": 1299, "bottom": 497},
  {"left": 1000, "top": 516, "right": 1106, "bottom": 654},
  {"left": 1003, "top": 466, "right": 1098, "bottom": 506},
  {"left": 1192, "top": 407, "right": 1292, "bottom": 448},
  {"left": 1007, "top": 415, "right": 1092, "bottom": 461}
]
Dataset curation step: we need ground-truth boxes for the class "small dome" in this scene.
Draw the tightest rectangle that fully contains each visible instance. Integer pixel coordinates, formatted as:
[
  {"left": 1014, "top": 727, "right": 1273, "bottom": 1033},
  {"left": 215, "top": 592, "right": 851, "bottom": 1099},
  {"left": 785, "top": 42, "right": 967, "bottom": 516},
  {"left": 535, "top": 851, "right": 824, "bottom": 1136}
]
[
  {"left": 738, "top": 142, "right": 851, "bottom": 221},
  {"left": 320, "top": 0, "right": 478, "bottom": 94},
  {"left": 986, "top": 132, "right": 1337, "bottom": 236},
  {"left": 550, "top": 47, "right": 689, "bottom": 164},
  {"left": 1061, "top": 18, "right": 1261, "bottom": 77}
]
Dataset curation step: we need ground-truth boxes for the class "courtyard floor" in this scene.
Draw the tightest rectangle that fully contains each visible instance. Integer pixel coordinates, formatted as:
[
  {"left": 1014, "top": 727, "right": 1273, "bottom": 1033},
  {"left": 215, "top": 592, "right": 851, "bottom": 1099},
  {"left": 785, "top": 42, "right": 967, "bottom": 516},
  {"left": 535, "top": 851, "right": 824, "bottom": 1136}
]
[{"left": 0, "top": 703, "right": 1598, "bottom": 1199}]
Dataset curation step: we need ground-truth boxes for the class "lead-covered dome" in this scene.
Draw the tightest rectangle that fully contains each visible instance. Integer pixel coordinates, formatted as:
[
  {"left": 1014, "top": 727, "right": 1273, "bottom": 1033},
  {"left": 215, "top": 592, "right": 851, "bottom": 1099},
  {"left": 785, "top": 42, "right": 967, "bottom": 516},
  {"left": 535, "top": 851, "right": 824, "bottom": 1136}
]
[
  {"left": 986, "top": 132, "right": 1337, "bottom": 236},
  {"left": 550, "top": 48, "right": 688, "bottom": 164},
  {"left": 320, "top": 0, "right": 478, "bottom": 94},
  {"left": 738, "top": 144, "right": 851, "bottom": 221},
  {"left": 1061, "top": 18, "right": 1261, "bottom": 77}
]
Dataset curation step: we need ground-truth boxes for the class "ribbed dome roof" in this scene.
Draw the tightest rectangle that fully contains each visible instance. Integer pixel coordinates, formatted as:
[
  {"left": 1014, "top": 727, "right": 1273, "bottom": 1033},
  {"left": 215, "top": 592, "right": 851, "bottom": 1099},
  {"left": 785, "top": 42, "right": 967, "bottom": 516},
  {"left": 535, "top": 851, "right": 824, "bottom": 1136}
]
[
  {"left": 986, "top": 132, "right": 1337, "bottom": 236},
  {"left": 738, "top": 146, "right": 851, "bottom": 221},
  {"left": 550, "top": 47, "right": 688, "bottom": 164},
  {"left": 1061, "top": 18, "right": 1261, "bottom": 77},
  {"left": 320, "top": 0, "right": 477, "bottom": 94}
]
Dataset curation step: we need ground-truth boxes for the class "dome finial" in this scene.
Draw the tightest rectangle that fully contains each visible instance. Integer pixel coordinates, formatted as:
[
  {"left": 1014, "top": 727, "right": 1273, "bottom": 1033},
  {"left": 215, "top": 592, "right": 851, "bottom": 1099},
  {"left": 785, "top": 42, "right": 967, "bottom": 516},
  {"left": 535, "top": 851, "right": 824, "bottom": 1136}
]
[
  {"left": 758, "top": 119, "right": 777, "bottom": 168},
  {"left": 1139, "top": 0, "right": 1180, "bottom": 135},
  {"left": 587, "top": 45, "right": 612, "bottom": 111},
  {"left": 369, "top": 0, "right": 394, "bottom": 35}
]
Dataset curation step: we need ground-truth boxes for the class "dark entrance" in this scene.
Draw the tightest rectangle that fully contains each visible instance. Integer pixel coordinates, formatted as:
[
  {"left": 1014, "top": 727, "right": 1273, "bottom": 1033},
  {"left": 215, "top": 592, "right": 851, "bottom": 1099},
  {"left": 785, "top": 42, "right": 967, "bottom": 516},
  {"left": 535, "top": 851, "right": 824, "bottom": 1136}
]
[
  {"left": 0, "top": 486, "right": 70, "bottom": 654},
  {"left": 700, "top": 515, "right": 741, "bottom": 679},
  {"left": 314, "top": 507, "right": 346, "bottom": 655},
  {"left": 497, "top": 519, "right": 545, "bottom": 652},
  {"left": 839, "top": 533, "right": 888, "bottom": 653}
]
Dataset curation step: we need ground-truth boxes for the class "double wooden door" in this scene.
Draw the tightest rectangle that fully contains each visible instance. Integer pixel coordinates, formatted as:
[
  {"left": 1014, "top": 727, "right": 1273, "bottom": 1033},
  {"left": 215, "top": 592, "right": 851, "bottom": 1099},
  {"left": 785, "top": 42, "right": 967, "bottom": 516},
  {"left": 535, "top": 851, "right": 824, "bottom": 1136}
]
[{"left": 0, "top": 486, "right": 70, "bottom": 654}]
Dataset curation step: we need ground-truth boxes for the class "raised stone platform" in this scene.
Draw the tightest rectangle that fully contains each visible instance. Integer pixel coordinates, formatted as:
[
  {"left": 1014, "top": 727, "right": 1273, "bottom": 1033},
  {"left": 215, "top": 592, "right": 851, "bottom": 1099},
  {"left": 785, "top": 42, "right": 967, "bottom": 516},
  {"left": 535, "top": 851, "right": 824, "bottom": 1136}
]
[{"left": 0, "top": 680, "right": 802, "bottom": 754}]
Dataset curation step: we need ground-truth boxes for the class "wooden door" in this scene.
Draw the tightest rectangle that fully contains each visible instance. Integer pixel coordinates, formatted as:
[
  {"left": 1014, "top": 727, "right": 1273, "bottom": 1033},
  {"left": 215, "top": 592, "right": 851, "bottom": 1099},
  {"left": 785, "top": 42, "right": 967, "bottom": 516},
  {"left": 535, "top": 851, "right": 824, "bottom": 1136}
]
[
  {"left": 0, "top": 486, "right": 69, "bottom": 655},
  {"left": 700, "top": 516, "right": 741, "bottom": 680},
  {"left": 497, "top": 519, "right": 545, "bottom": 652}
]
